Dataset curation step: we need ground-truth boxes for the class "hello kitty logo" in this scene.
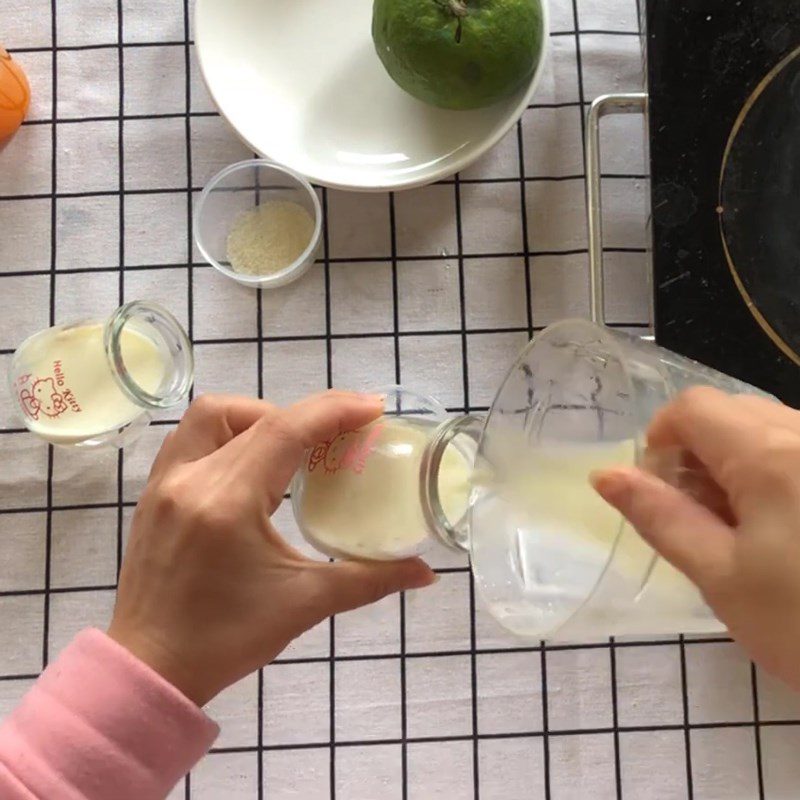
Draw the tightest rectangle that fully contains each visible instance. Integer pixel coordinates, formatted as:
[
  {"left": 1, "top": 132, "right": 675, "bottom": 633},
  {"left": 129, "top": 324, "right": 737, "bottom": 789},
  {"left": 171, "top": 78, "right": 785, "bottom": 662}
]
[
  {"left": 308, "top": 423, "right": 385, "bottom": 475},
  {"left": 18, "top": 377, "right": 68, "bottom": 421}
]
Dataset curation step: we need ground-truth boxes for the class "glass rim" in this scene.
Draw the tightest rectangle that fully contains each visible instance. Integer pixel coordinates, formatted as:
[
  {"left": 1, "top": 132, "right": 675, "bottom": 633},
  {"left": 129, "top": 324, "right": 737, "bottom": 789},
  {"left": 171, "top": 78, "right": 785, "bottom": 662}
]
[
  {"left": 420, "top": 414, "right": 484, "bottom": 553},
  {"left": 104, "top": 300, "right": 194, "bottom": 410}
]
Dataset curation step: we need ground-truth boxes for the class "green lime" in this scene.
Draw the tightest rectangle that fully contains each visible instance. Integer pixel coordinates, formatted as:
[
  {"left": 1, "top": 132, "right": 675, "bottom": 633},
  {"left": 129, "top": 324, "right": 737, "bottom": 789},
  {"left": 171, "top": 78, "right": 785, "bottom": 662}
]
[{"left": 372, "top": 0, "right": 545, "bottom": 111}]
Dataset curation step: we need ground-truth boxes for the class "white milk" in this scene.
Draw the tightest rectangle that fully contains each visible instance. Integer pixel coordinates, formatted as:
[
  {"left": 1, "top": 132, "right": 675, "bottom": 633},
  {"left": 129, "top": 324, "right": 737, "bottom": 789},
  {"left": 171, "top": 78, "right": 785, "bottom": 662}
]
[
  {"left": 13, "top": 322, "right": 166, "bottom": 445},
  {"left": 471, "top": 439, "right": 719, "bottom": 639},
  {"left": 298, "top": 418, "right": 470, "bottom": 560}
]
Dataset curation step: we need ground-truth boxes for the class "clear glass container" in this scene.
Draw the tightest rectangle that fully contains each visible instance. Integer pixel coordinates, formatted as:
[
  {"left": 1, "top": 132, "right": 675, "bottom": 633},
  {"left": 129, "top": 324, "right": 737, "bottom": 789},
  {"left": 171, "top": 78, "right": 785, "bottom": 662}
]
[
  {"left": 8, "top": 301, "right": 193, "bottom": 448},
  {"left": 194, "top": 159, "right": 323, "bottom": 289},
  {"left": 291, "top": 388, "right": 475, "bottom": 561},
  {"left": 293, "top": 319, "right": 772, "bottom": 640},
  {"left": 461, "top": 318, "right": 773, "bottom": 641}
]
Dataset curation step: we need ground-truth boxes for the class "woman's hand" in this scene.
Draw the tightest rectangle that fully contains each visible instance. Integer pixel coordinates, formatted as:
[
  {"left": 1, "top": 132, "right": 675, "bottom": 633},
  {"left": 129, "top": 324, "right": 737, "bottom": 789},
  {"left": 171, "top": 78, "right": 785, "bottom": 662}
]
[
  {"left": 592, "top": 388, "right": 800, "bottom": 691},
  {"left": 108, "top": 392, "right": 436, "bottom": 706}
]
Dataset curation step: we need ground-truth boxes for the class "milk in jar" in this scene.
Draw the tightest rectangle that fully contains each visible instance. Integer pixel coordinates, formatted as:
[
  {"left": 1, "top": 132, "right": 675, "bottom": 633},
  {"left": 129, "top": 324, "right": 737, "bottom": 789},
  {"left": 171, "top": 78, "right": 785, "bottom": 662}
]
[
  {"left": 294, "top": 416, "right": 471, "bottom": 560},
  {"left": 9, "top": 302, "right": 193, "bottom": 447}
]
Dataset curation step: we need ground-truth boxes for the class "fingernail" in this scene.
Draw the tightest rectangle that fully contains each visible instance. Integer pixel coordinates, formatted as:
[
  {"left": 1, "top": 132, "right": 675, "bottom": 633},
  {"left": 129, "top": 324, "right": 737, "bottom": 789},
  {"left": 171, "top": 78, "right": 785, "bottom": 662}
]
[
  {"left": 415, "top": 573, "right": 439, "bottom": 590},
  {"left": 588, "top": 469, "right": 606, "bottom": 490},
  {"left": 363, "top": 393, "right": 386, "bottom": 405},
  {"left": 590, "top": 468, "right": 630, "bottom": 501},
  {"left": 410, "top": 569, "right": 438, "bottom": 590}
]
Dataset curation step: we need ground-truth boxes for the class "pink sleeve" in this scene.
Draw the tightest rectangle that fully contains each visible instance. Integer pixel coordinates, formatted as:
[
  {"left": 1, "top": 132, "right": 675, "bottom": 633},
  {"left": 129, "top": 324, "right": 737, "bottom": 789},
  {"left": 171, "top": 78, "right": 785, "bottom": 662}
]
[{"left": 0, "top": 628, "right": 219, "bottom": 800}]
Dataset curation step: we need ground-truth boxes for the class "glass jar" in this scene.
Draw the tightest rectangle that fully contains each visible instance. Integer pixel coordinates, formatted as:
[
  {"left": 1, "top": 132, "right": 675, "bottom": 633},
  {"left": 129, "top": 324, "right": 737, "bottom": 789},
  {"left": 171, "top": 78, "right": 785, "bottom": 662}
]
[
  {"left": 291, "top": 387, "right": 476, "bottom": 561},
  {"left": 8, "top": 301, "right": 193, "bottom": 448},
  {"left": 293, "top": 319, "right": 772, "bottom": 641}
]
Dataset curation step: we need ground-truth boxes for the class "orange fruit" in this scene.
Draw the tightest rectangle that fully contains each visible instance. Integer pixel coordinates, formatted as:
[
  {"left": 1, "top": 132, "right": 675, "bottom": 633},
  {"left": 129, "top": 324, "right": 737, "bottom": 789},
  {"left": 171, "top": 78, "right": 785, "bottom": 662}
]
[{"left": 0, "top": 47, "right": 31, "bottom": 142}]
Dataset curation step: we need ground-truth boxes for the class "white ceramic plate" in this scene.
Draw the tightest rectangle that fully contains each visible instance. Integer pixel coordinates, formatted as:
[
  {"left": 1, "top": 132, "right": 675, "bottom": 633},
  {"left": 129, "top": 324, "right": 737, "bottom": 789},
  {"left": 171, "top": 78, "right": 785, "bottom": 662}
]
[{"left": 195, "top": 0, "right": 549, "bottom": 191}]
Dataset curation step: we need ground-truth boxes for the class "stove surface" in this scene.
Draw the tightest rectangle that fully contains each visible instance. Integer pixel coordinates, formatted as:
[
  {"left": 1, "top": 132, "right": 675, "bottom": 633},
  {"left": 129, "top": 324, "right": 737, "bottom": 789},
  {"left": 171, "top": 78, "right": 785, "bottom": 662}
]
[{"left": 646, "top": 0, "right": 800, "bottom": 404}]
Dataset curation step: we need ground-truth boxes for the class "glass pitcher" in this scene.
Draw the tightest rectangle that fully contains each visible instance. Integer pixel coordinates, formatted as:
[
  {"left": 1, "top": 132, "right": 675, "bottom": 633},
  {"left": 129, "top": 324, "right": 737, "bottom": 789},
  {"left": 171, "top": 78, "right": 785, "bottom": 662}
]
[
  {"left": 8, "top": 301, "right": 194, "bottom": 448},
  {"left": 293, "top": 318, "right": 772, "bottom": 641}
]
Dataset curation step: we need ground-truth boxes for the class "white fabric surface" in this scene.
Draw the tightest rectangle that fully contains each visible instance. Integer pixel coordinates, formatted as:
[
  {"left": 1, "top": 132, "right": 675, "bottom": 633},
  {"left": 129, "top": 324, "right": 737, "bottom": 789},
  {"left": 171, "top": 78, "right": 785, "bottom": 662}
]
[{"left": 1, "top": 0, "right": 798, "bottom": 797}]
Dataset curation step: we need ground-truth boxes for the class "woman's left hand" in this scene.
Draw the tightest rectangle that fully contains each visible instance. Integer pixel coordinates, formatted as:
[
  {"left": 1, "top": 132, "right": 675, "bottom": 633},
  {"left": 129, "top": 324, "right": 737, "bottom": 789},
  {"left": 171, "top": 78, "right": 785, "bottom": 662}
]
[{"left": 108, "top": 391, "right": 436, "bottom": 706}]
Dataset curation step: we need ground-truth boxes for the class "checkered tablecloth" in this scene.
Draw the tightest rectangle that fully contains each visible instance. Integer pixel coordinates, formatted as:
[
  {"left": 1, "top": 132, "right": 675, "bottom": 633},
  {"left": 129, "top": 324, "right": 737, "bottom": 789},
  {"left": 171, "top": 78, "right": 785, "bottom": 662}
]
[{"left": 2, "top": 0, "right": 799, "bottom": 797}]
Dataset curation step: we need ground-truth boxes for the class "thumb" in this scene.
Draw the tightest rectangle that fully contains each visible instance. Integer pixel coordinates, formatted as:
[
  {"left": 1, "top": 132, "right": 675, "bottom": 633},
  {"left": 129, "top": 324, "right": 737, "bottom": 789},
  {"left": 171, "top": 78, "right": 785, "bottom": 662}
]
[
  {"left": 320, "top": 558, "right": 437, "bottom": 617},
  {"left": 591, "top": 466, "right": 735, "bottom": 592}
]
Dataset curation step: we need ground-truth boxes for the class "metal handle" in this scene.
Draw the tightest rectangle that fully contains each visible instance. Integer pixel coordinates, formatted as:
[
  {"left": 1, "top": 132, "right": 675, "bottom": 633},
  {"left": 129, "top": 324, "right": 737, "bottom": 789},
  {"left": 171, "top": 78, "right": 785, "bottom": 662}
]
[{"left": 586, "top": 92, "right": 648, "bottom": 324}]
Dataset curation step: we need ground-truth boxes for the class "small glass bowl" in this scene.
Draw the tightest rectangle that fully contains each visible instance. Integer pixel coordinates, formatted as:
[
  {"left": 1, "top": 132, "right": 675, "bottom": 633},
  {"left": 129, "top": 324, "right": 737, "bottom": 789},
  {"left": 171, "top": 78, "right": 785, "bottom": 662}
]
[{"left": 194, "top": 159, "right": 323, "bottom": 289}]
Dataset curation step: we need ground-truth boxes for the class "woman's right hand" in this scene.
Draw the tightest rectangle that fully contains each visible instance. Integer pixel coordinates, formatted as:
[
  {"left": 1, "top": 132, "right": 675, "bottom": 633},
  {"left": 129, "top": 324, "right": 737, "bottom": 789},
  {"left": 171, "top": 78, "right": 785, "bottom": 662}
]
[{"left": 592, "top": 388, "right": 800, "bottom": 691}]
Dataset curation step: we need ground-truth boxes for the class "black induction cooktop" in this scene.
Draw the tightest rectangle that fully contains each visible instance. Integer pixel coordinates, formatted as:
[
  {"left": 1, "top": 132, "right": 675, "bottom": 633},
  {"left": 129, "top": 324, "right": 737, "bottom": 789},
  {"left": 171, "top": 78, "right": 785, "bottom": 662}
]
[{"left": 646, "top": 0, "right": 800, "bottom": 405}]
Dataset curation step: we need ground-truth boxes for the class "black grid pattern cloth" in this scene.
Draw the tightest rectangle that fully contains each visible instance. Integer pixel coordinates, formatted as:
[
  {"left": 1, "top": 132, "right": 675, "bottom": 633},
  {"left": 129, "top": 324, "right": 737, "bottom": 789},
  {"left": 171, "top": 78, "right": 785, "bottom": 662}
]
[{"left": 1, "top": 0, "right": 797, "bottom": 797}]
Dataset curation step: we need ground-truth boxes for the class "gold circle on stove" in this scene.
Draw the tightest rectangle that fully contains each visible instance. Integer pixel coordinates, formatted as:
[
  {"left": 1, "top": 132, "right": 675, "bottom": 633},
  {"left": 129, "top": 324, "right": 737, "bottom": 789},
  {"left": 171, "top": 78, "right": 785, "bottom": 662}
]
[{"left": 718, "top": 44, "right": 800, "bottom": 367}]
